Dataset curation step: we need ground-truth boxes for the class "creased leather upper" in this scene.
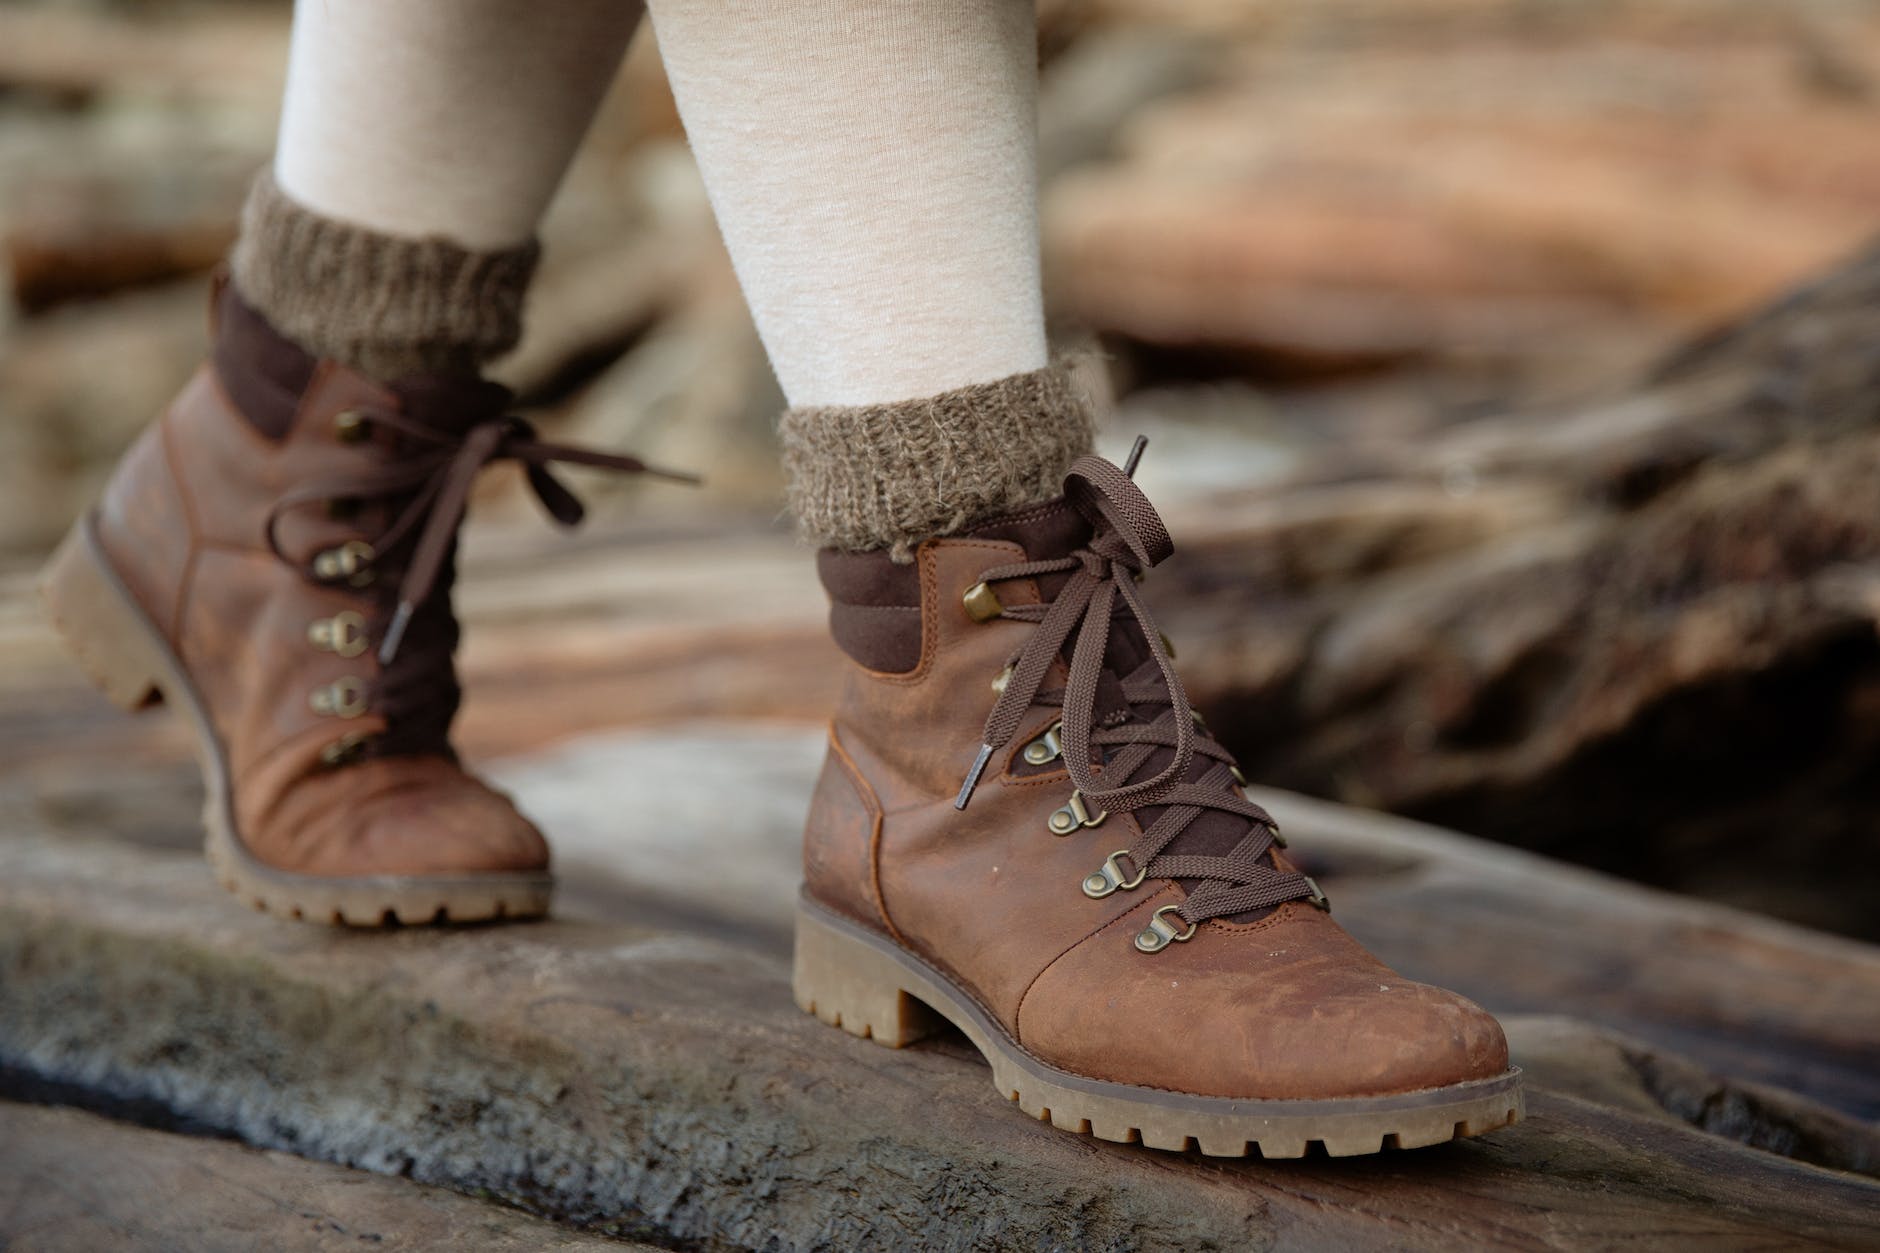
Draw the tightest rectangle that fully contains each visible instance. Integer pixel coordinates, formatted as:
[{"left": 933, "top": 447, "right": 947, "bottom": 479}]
[
  {"left": 806, "top": 516, "right": 1509, "bottom": 1100},
  {"left": 92, "top": 300, "right": 546, "bottom": 880}
]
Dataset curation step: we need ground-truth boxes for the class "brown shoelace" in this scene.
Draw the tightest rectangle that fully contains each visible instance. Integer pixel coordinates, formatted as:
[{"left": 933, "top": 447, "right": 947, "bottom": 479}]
[
  {"left": 265, "top": 406, "right": 695, "bottom": 758},
  {"left": 955, "top": 451, "right": 1322, "bottom": 928}
]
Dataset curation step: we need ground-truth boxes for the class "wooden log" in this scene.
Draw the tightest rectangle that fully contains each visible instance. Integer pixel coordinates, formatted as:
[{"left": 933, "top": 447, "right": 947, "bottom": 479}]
[
  {"left": 0, "top": 8, "right": 286, "bottom": 105},
  {"left": 1044, "top": 1, "right": 1880, "bottom": 367},
  {"left": 0, "top": 1102, "right": 646, "bottom": 1253},
  {"left": 1, "top": 758, "right": 1876, "bottom": 1249},
  {"left": 1146, "top": 243, "right": 1880, "bottom": 940}
]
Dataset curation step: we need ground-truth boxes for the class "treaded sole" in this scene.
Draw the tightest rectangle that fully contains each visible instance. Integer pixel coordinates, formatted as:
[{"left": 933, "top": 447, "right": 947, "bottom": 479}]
[
  {"left": 793, "top": 892, "right": 1523, "bottom": 1157},
  {"left": 38, "top": 512, "right": 553, "bottom": 927}
]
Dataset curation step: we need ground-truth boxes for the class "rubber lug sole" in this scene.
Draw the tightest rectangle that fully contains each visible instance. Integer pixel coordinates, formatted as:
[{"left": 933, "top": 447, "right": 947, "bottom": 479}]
[
  {"left": 793, "top": 892, "right": 1523, "bottom": 1157},
  {"left": 38, "top": 512, "right": 553, "bottom": 927}
]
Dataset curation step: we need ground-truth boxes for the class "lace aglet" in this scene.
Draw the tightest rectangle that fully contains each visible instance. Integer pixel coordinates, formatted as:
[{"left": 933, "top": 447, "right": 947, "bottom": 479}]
[
  {"left": 954, "top": 744, "right": 994, "bottom": 811},
  {"left": 1123, "top": 435, "right": 1149, "bottom": 478},
  {"left": 646, "top": 463, "right": 704, "bottom": 487},
  {"left": 377, "top": 601, "right": 415, "bottom": 666}
]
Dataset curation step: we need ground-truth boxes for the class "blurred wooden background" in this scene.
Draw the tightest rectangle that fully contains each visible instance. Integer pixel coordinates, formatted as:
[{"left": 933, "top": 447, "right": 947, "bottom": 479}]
[{"left": 4, "top": 0, "right": 1880, "bottom": 940}]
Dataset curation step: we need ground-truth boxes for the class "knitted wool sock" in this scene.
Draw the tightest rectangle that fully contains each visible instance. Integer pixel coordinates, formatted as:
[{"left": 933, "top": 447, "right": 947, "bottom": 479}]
[
  {"left": 229, "top": 171, "right": 539, "bottom": 382},
  {"left": 780, "top": 363, "right": 1093, "bottom": 561}
]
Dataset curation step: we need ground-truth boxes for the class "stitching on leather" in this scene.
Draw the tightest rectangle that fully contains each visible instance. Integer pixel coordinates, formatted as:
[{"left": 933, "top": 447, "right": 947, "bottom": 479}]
[
  {"left": 156, "top": 406, "right": 201, "bottom": 647},
  {"left": 1011, "top": 882, "right": 1179, "bottom": 1048},
  {"left": 925, "top": 538, "right": 1029, "bottom": 669},
  {"left": 212, "top": 367, "right": 296, "bottom": 457},
  {"left": 853, "top": 544, "right": 942, "bottom": 686},
  {"left": 1001, "top": 774, "right": 1070, "bottom": 792},
  {"left": 886, "top": 887, "right": 1334, "bottom": 1099},
  {"left": 983, "top": 498, "right": 1074, "bottom": 530},
  {"left": 827, "top": 724, "right": 901, "bottom": 943},
  {"left": 844, "top": 886, "right": 1329, "bottom": 1100},
  {"left": 854, "top": 537, "right": 1027, "bottom": 686},
  {"left": 1208, "top": 901, "right": 1308, "bottom": 935}
]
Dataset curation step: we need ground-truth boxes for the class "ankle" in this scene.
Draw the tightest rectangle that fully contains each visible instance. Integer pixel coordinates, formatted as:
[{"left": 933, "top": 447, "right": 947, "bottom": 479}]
[
  {"left": 228, "top": 169, "right": 538, "bottom": 386},
  {"left": 779, "top": 364, "right": 1094, "bottom": 563}
]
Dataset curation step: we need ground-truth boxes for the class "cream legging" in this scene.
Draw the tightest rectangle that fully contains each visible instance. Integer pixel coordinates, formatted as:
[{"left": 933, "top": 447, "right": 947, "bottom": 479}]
[{"left": 274, "top": 0, "right": 1048, "bottom": 408}]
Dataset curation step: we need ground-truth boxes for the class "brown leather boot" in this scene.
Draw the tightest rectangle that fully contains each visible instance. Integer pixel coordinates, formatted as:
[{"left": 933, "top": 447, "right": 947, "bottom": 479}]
[
  {"left": 40, "top": 282, "right": 683, "bottom": 925},
  {"left": 793, "top": 450, "right": 1522, "bottom": 1156}
]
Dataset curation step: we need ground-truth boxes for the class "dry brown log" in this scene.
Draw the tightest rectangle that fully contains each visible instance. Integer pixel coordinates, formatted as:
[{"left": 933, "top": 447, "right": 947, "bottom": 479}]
[
  {"left": 1045, "top": 5, "right": 1880, "bottom": 368},
  {"left": 0, "top": 281, "right": 212, "bottom": 558},
  {"left": 0, "top": 7, "right": 287, "bottom": 105},
  {"left": 6, "top": 234, "right": 1879, "bottom": 944},
  {"left": 0, "top": 1103, "right": 647, "bottom": 1253},
  {"left": 1151, "top": 242, "right": 1880, "bottom": 940},
  {"left": 3, "top": 741, "right": 1877, "bottom": 1248}
]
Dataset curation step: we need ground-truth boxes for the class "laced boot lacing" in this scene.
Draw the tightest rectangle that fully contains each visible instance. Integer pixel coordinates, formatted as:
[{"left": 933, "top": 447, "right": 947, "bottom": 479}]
[
  {"left": 955, "top": 452, "right": 1325, "bottom": 952},
  {"left": 264, "top": 403, "right": 694, "bottom": 766}
]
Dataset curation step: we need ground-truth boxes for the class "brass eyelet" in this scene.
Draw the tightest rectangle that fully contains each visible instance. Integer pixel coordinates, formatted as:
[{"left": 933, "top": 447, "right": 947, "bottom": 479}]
[
  {"left": 1082, "top": 850, "right": 1146, "bottom": 899},
  {"left": 1135, "top": 904, "right": 1197, "bottom": 953},
  {"left": 990, "top": 663, "right": 1014, "bottom": 695},
  {"left": 1022, "top": 721, "right": 1064, "bottom": 766},
  {"left": 309, "top": 676, "right": 369, "bottom": 719},
  {"left": 1304, "top": 875, "right": 1330, "bottom": 911},
  {"left": 312, "top": 540, "right": 375, "bottom": 587},
  {"left": 963, "top": 581, "right": 1003, "bottom": 623},
  {"left": 307, "top": 610, "right": 368, "bottom": 658},
  {"left": 1047, "top": 789, "right": 1106, "bottom": 835},
  {"left": 319, "top": 730, "right": 372, "bottom": 767},
  {"left": 334, "top": 408, "right": 372, "bottom": 444},
  {"left": 1158, "top": 630, "right": 1176, "bottom": 660}
]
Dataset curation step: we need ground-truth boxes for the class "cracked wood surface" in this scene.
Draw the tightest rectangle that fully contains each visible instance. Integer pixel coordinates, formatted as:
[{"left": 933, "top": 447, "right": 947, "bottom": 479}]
[
  {"left": 0, "top": 1102, "right": 648, "bottom": 1253},
  {"left": 1, "top": 726, "right": 1876, "bottom": 1251}
]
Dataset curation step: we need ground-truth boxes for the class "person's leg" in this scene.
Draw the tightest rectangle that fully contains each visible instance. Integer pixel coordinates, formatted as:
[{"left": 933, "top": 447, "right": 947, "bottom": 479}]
[
  {"left": 240, "top": 0, "right": 644, "bottom": 382},
  {"left": 42, "top": 0, "right": 654, "bottom": 926},
  {"left": 648, "top": 0, "right": 1086, "bottom": 559},
  {"left": 649, "top": 0, "right": 1521, "bottom": 1156}
]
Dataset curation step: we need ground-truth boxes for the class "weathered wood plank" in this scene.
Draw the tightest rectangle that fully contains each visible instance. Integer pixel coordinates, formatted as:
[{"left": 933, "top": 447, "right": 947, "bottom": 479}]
[
  {"left": 0, "top": 1102, "right": 644, "bottom": 1253},
  {"left": 1, "top": 736, "right": 1875, "bottom": 1251}
]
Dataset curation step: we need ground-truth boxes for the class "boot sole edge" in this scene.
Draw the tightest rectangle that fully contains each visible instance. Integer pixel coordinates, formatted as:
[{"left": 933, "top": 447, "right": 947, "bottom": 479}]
[
  {"left": 793, "top": 891, "right": 1524, "bottom": 1157},
  {"left": 38, "top": 512, "right": 553, "bottom": 928}
]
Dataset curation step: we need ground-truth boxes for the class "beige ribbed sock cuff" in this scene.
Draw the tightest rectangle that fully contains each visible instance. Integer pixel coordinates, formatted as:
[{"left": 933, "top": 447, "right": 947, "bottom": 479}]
[
  {"left": 779, "top": 365, "right": 1096, "bottom": 561},
  {"left": 229, "top": 170, "right": 539, "bottom": 380}
]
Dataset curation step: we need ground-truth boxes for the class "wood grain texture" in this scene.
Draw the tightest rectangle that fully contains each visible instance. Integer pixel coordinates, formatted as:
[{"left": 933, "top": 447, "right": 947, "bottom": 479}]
[
  {"left": 1, "top": 728, "right": 1876, "bottom": 1251},
  {"left": 0, "top": 1102, "right": 643, "bottom": 1253}
]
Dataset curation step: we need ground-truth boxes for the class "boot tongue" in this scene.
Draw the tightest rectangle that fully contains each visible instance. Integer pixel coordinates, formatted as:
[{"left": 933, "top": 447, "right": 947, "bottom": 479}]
[
  {"left": 964, "top": 497, "right": 1093, "bottom": 603},
  {"left": 988, "top": 498, "right": 1287, "bottom": 921},
  {"left": 391, "top": 375, "right": 513, "bottom": 437}
]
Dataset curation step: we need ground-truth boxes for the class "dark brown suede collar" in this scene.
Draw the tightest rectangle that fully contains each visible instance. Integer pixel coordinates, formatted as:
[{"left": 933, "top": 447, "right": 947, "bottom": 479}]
[{"left": 818, "top": 498, "right": 1093, "bottom": 673}]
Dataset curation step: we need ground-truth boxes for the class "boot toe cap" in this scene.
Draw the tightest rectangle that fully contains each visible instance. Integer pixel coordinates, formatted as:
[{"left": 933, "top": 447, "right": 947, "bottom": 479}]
[
  {"left": 246, "top": 754, "right": 550, "bottom": 880},
  {"left": 1016, "top": 901, "right": 1509, "bottom": 1100}
]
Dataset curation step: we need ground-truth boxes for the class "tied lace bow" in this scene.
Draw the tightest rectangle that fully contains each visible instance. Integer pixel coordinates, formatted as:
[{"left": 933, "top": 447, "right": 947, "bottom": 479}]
[
  {"left": 268, "top": 409, "right": 697, "bottom": 664},
  {"left": 955, "top": 445, "right": 1324, "bottom": 932},
  {"left": 263, "top": 403, "right": 695, "bottom": 761}
]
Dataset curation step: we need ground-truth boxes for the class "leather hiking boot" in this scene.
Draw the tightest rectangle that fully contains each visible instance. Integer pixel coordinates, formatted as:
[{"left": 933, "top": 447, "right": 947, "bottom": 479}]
[
  {"left": 39, "top": 281, "right": 688, "bottom": 925},
  {"left": 793, "top": 449, "right": 1522, "bottom": 1157}
]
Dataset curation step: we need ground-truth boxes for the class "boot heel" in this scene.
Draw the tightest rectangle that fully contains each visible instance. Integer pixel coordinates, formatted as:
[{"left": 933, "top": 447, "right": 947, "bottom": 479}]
[
  {"left": 39, "top": 515, "right": 167, "bottom": 712},
  {"left": 794, "top": 901, "right": 941, "bottom": 1048}
]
